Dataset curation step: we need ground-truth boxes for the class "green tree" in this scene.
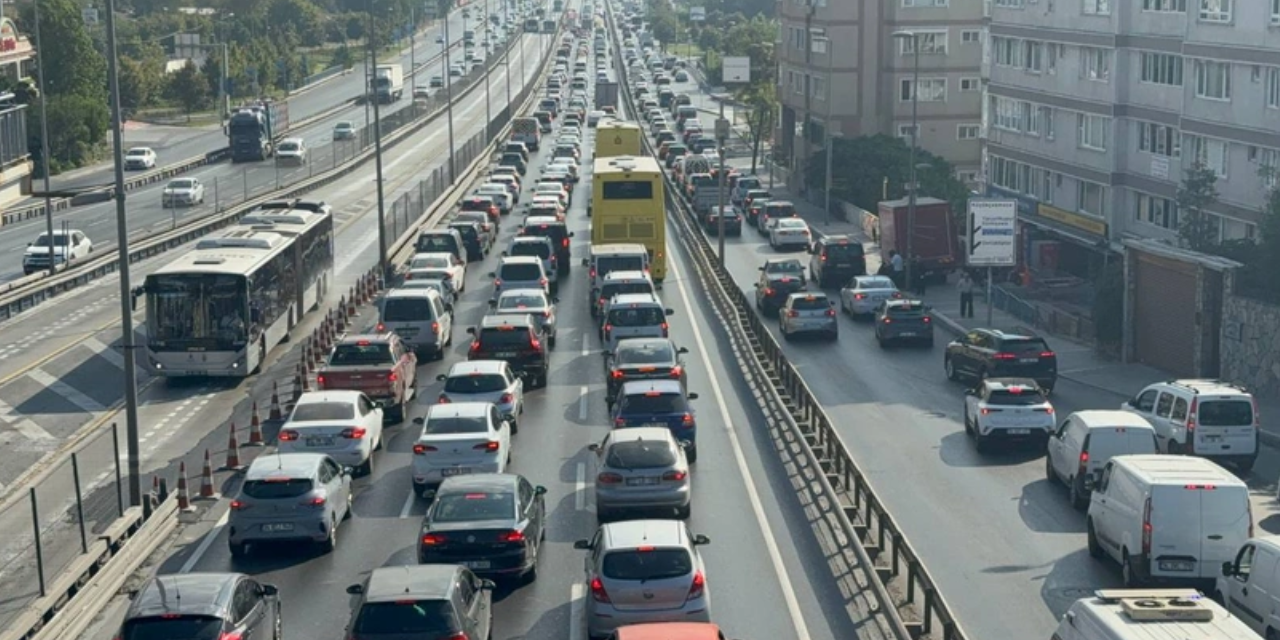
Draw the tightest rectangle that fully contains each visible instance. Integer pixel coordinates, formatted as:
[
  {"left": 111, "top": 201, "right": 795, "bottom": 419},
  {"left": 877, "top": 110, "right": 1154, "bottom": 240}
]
[
  {"left": 22, "top": 0, "right": 108, "bottom": 100},
  {"left": 269, "top": 0, "right": 327, "bottom": 46},
  {"left": 1176, "top": 162, "right": 1221, "bottom": 252},
  {"left": 42, "top": 93, "right": 110, "bottom": 168},
  {"left": 733, "top": 80, "right": 776, "bottom": 174},
  {"left": 332, "top": 43, "right": 356, "bottom": 70},
  {"left": 167, "top": 61, "right": 211, "bottom": 119}
]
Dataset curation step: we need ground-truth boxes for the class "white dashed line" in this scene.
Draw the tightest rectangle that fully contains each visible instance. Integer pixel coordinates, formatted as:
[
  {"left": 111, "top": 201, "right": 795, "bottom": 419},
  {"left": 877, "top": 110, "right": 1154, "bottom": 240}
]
[
  {"left": 574, "top": 461, "right": 586, "bottom": 511},
  {"left": 568, "top": 583, "right": 585, "bottom": 640},
  {"left": 578, "top": 385, "right": 589, "bottom": 421}
]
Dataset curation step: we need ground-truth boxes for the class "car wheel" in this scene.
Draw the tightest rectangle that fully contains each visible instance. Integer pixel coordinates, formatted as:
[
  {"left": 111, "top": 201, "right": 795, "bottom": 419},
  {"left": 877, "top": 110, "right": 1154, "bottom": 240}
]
[
  {"left": 973, "top": 433, "right": 989, "bottom": 453},
  {"left": 549, "top": 334, "right": 557, "bottom": 349},
  {"left": 413, "top": 481, "right": 428, "bottom": 497},
  {"left": 596, "top": 507, "right": 612, "bottom": 523},
  {"left": 511, "top": 419, "right": 520, "bottom": 435},
  {"left": 320, "top": 517, "right": 337, "bottom": 553},
  {"left": 1122, "top": 551, "right": 1142, "bottom": 587},
  {"left": 1238, "top": 454, "right": 1258, "bottom": 473},
  {"left": 344, "top": 490, "right": 353, "bottom": 520},
  {"left": 357, "top": 457, "right": 373, "bottom": 477},
  {"left": 877, "top": 337, "right": 887, "bottom": 349},
  {"left": 686, "top": 444, "right": 698, "bottom": 463},
  {"left": 1086, "top": 520, "right": 1104, "bottom": 559},
  {"left": 944, "top": 356, "right": 959, "bottom": 381},
  {"left": 229, "top": 541, "right": 248, "bottom": 558},
  {"left": 675, "top": 503, "right": 691, "bottom": 519},
  {"left": 1069, "top": 477, "right": 1089, "bottom": 511},
  {"left": 1044, "top": 455, "right": 1056, "bottom": 483}
]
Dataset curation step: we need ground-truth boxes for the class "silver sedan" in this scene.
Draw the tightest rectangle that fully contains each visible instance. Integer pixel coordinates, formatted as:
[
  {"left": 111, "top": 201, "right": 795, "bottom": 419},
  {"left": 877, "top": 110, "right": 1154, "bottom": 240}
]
[
  {"left": 840, "top": 275, "right": 901, "bottom": 317},
  {"left": 778, "top": 292, "right": 838, "bottom": 341}
]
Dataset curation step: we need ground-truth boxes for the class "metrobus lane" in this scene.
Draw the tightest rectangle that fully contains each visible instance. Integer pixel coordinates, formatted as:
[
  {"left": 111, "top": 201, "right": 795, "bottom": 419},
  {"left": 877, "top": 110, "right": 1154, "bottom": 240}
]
[{"left": 81, "top": 143, "right": 858, "bottom": 640}]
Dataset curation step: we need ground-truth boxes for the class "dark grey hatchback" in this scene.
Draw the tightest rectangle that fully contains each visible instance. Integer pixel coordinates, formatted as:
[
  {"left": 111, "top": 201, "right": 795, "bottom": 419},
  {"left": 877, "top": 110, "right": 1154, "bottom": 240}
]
[
  {"left": 874, "top": 299, "right": 934, "bottom": 347},
  {"left": 345, "top": 564, "right": 494, "bottom": 640},
  {"left": 118, "top": 573, "right": 280, "bottom": 640}
]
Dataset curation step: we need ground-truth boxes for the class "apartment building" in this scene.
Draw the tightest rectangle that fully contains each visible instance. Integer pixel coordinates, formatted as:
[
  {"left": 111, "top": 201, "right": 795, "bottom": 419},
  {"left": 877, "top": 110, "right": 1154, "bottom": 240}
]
[
  {"left": 775, "top": 0, "right": 984, "bottom": 192},
  {"left": 984, "top": 0, "right": 1280, "bottom": 280}
]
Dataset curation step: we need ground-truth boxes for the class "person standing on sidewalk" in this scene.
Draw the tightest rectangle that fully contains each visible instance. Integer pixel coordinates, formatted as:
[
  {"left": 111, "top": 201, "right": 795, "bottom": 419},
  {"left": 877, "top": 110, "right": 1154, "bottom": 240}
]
[
  {"left": 889, "top": 250, "right": 904, "bottom": 289},
  {"left": 957, "top": 270, "right": 976, "bottom": 318},
  {"left": 911, "top": 255, "right": 928, "bottom": 295}
]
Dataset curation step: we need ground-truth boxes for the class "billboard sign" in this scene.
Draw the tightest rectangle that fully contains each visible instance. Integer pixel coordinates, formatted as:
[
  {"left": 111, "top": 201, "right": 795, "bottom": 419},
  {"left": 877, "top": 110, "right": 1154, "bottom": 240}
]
[
  {"left": 722, "top": 56, "right": 750, "bottom": 83},
  {"left": 966, "top": 199, "right": 1017, "bottom": 267}
]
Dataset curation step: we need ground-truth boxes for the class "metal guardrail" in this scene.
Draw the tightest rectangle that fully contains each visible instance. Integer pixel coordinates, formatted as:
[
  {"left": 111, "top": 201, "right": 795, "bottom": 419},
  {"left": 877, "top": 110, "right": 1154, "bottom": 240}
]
[
  {"left": 0, "top": 37, "right": 515, "bottom": 324},
  {"left": 607, "top": 4, "right": 967, "bottom": 639}
]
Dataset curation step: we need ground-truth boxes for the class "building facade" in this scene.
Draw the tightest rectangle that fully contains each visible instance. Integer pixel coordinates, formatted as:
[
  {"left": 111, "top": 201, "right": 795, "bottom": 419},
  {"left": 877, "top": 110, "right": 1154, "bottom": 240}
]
[
  {"left": 984, "top": 0, "right": 1280, "bottom": 280},
  {"left": 0, "top": 16, "right": 33, "bottom": 210},
  {"left": 775, "top": 0, "right": 984, "bottom": 192}
]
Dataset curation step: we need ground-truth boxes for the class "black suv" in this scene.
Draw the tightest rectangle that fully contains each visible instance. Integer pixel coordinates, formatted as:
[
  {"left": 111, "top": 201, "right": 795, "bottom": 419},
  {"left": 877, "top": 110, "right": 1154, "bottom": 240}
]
[
  {"left": 603, "top": 337, "right": 689, "bottom": 407},
  {"left": 754, "top": 271, "right": 807, "bottom": 316},
  {"left": 944, "top": 328, "right": 1058, "bottom": 392},
  {"left": 809, "top": 234, "right": 867, "bottom": 287},
  {"left": 345, "top": 565, "right": 494, "bottom": 640},
  {"left": 448, "top": 221, "right": 486, "bottom": 262},
  {"left": 519, "top": 217, "right": 574, "bottom": 270},
  {"left": 467, "top": 315, "right": 550, "bottom": 388},
  {"left": 119, "top": 573, "right": 280, "bottom": 640}
]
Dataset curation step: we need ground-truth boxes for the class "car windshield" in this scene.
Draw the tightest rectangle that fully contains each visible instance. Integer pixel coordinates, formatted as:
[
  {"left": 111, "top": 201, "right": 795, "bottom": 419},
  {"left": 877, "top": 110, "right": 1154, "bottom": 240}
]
[
  {"left": 1001, "top": 338, "right": 1050, "bottom": 355},
  {"left": 765, "top": 260, "right": 803, "bottom": 274},
  {"left": 33, "top": 234, "right": 71, "bottom": 247},
  {"left": 242, "top": 478, "right": 314, "bottom": 499},
  {"left": 602, "top": 548, "right": 693, "bottom": 580},
  {"left": 791, "top": 297, "right": 829, "bottom": 311},
  {"left": 352, "top": 601, "right": 456, "bottom": 635},
  {"left": 121, "top": 615, "right": 224, "bottom": 640},
  {"left": 616, "top": 343, "right": 674, "bottom": 365},
  {"left": 1199, "top": 400, "right": 1255, "bottom": 427},
  {"left": 498, "top": 294, "right": 547, "bottom": 311},
  {"left": 602, "top": 283, "right": 653, "bottom": 300},
  {"left": 410, "top": 269, "right": 451, "bottom": 282},
  {"left": 336, "top": 122, "right": 353, "bottom": 130},
  {"left": 606, "top": 439, "right": 676, "bottom": 469},
  {"left": 291, "top": 402, "right": 355, "bottom": 421},
  {"left": 329, "top": 343, "right": 393, "bottom": 366},
  {"left": 279, "top": 142, "right": 299, "bottom": 151},
  {"left": 479, "top": 327, "right": 533, "bottom": 346},
  {"left": 431, "top": 491, "right": 515, "bottom": 522},
  {"left": 126, "top": 149, "right": 149, "bottom": 157},
  {"left": 597, "top": 256, "right": 645, "bottom": 277},
  {"left": 511, "top": 242, "right": 551, "bottom": 259},
  {"left": 382, "top": 297, "right": 434, "bottom": 322},
  {"left": 887, "top": 304, "right": 926, "bottom": 317},
  {"left": 987, "top": 389, "right": 1048, "bottom": 406},
  {"left": 411, "top": 255, "right": 452, "bottom": 269},
  {"left": 501, "top": 264, "right": 544, "bottom": 281},
  {"left": 462, "top": 199, "right": 493, "bottom": 211},
  {"left": 607, "top": 306, "right": 664, "bottom": 327},
  {"left": 444, "top": 374, "right": 508, "bottom": 394},
  {"left": 824, "top": 242, "right": 864, "bottom": 257},
  {"left": 858, "top": 277, "right": 896, "bottom": 290},
  {"left": 776, "top": 219, "right": 806, "bottom": 230},
  {"left": 168, "top": 180, "right": 195, "bottom": 189},
  {"left": 622, "top": 392, "right": 687, "bottom": 414}
]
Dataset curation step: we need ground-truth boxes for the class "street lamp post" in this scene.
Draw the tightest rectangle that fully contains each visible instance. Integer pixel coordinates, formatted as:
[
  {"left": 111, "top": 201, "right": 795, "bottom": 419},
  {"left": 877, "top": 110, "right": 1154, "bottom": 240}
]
[
  {"left": 443, "top": 2, "right": 457, "bottom": 181},
  {"left": 31, "top": 0, "right": 56, "bottom": 278},
  {"left": 504, "top": 0, "right": 511, "bottom": 109},
  {"left": 814, "top": 35, "right": 834, "bottom": 226},
  {"left": 483, "top": 0, "right": 491, "bottom": 136},
  {"left": 410, "top": 6, "right": 417, "bottom": 108},
  {"left": 893, "top": 30, "right": 921, "bottom": 292},
  {"left": 368, "top": 0, "right": 389, "bottom": 281}
]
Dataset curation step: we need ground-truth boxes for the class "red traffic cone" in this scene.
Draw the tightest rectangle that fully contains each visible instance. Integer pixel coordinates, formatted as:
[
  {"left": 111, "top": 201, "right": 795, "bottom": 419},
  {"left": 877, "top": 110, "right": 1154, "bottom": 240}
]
[
  {"left": 269, "top": 382, "right": 283, "bottom": 421},
  {"left": 176, "top": 462, "right": 193, "bottom": 511},
  {"left": 292, "top": 365, "right": 305, "bottom": 403},
  {"left": 197, "top": 450, "right": 218, "bottom": 499},
  {"left": 335, "top": 302, "right": 348, "bottom": 333},
  {"left": 347, "top": 290, "right": 359, "bottom": 317},
  {"left": 150, "top": 475, "right": 160, "bottom": 503},
  {"left": 221, "top": 423, "right": 243, "bottom": 471},
  {"left": 247, "top": 402, "right": 265, "bottom": 446}
]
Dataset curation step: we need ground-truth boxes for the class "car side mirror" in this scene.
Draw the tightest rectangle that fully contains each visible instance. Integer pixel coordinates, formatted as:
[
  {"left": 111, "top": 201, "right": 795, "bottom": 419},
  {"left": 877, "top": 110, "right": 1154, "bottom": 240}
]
[
  {"left": 479, "top": 579, "right": 497, "bottom": 591},
  {"left": 413, "top": 417, "right": 425, "bottom": 425},
  {"left": 692, "top": 534, "right": 711, "bottom": 546},
  {"left": 261, "top": 584, "right": 279, "bottom": 597},
  {"left": 436, "top": 374, "right": 448, "bottom": 382},
  {"left": 601, "top": 350, "right": 612, "bottom": 357},
  {"left": 503, "top": 415, "right": 517, "bottom": 423},
  {"left": 466, "top": 327, "right": 476, "bottom": 335},
  {"left": 534, "top": 485, "right": 547, "bottom": 496},
  {"left": 964, "top": 388, "right": 977, "bottom": 396},
  {"left": 1083, "top": 473, "right": 1098, "bottom": 491},
  {"left": 679, "top": 439, "right": 693, "bottom": 449},
  {"left": 573, "top": 539, "right": 592, "bottom": 550},
  {"left": 677, "top": 347, "right": 689, "bottom": 354},
  {"left": 687, "top": 393, "right": 699, "bottom": 400},
  {"left": 588, "top": 443, "right": 601, "bottom": 452},
  {"left": 1127, "top": 399, "right": 1138, "bottom": 408},
  {"left": 342, "top": 466, "right": 354, "bottom": 476},
  {"left": 665, "top": 308, "right": 675, "bottom": 315},
  {"left": 487, "top": 272, "right": 496, "bottom": 278},
  {"left": 581, "top": 258, "right": 589, "bottom": 266},
  {"left": 488, "top": 299, "right": 497, "bottom": 307},
  {"left": 346, "top": 584, "right": 364, "bottom": 595},
  {"left": 1223, "top": 561, "right": 1235, "bottom": 578}
]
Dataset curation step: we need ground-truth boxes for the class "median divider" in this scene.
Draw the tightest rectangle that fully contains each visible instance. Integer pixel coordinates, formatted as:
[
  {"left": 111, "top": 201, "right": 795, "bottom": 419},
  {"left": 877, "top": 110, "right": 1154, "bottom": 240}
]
[{"left": 606, "top": 4, "right": 965, "bottom": 639}]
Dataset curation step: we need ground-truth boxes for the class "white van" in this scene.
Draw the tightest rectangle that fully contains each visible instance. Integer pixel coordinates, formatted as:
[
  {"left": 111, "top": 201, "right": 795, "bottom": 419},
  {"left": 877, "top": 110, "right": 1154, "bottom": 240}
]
[
  {"left": 1046, "top": 411, "right": 1159, "bottom": 510},
  {"left": 1087, "top": 455, "right": 1252, "bottom": 587},
  {"left": 489, "top": 255, "right": 549, "bottom": 302},
  {"left": 1121, "top": 379, "right": 1259, "bottom": 471},
  {"left": 377, "top": 288, "right": 453, "bottom": 360},
  {"left": 594, "top": 270, "right": 656, "bottom": 318},
  {"left": 601, "top": 293, "right": 673, "bottom": 352},
  {"left": 1218, "top": 536, "right": 1280, "bottom": 637},
  {"left": 1054, "top": 589, "right": 1257, "bottom": 640},
  {"left": 584, "top": 243, "right": 650, "bottom": 304}
]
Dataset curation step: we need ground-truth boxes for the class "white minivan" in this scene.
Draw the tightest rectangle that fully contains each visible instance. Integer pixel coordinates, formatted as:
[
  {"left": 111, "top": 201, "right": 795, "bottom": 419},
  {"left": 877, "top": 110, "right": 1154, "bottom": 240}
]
[
  {"left": 1120, "top": 379, "right": 1259, "bottom": 471},
  {"left": 600, "top": 293, "right": 673, "bottom": 352},
  {"left": 1046, "top": 410, "right": 1159, "bottom": 510},
  {"left": 1087, "top": 455, "right": 1252, "bottom": 587},
  {"left": 376, "top": 288, "right": 453, "bottom": 360},
  {"left": 1054, "top": 589, "right": 1256, "bottom": 640},
  {"left": 1218, "top": 536, "right": 1280, "bottom": 637}
]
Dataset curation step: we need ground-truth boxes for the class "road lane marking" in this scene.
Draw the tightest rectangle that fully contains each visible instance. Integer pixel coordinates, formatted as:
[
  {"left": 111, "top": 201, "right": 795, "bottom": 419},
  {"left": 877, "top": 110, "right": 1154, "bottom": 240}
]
[
  {"left": 667, "top": 254, "right": 812, "bottom": 640},
  {"left": 82, "top": 336, "right": 126, "bottom": 369},
  {"left": 582, "top": 331, "right": 591, "bottom": 357},
  {"left": 575, "top": 461, "right": 586, "bottom": 511},
  {"left": 578, "top": 385, "right": 589, "bottom": 421},
  {"left": 28, "top": 369, "right": 107, "bottom": 413},
  {"left": 568, "top": 583, "right": 585, "bottom": 640},
  {"left": 400, "top": 487, "right": 417, "bottom": 519},
  {"left": 180, "top": 509, "right": 230, "bottom": 573},
  {"left": 0, "top": 398, "right": 56, "bottom": 442}
]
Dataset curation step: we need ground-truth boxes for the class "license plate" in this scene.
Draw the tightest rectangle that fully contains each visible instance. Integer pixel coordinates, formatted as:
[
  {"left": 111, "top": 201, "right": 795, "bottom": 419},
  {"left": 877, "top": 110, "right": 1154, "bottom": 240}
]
[
  {"left": 642, "top": 422, "right": 667, "bottom": 429},
  {"left": 1203, "top": 435, "right": 1221, "bottom": 443},
  {"left": 626, "top": 477, "right": 660, "bottom": 486},
  {"left": 898, "top": 332, "right": 916, "bottom": 337},
  {"left": 1019, "top": 358, "right": 1038, "bottom": 364},
  {"left": 494, "top": 351, "right": 518, "bottom": 358},
  {"left": 396, "top": 328, "right": 418, "bottom": 336},
  {"left": 1006, "top": 429, "right": 1031, "bottom": 435},
  {"left": 306, "top": 436, "right": 334, "bottom": 447},
  {"left": 1159, "top": 560, "right": 1195, "bottom": 571},
  {"left": 442, "top": 468, "right": 472, "bottom": 477},
  {"left": 262, "top": 523, "right": 294, "bottom": 532},
  {"left": 464, "top": 561, "right": 491, "bottom": 570}
]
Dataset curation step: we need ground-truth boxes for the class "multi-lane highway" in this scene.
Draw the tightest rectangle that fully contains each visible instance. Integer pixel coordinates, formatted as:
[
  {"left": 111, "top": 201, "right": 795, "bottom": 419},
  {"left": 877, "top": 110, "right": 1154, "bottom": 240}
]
[{"left": 0, "top": 6, "right": 536, "bottom": 282}]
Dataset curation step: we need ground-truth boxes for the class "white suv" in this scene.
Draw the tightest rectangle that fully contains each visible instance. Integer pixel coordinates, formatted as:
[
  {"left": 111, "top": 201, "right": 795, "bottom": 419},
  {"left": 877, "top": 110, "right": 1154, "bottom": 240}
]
[{"left": 1121, "top": 379, "right": 1258, "bottom": 471}]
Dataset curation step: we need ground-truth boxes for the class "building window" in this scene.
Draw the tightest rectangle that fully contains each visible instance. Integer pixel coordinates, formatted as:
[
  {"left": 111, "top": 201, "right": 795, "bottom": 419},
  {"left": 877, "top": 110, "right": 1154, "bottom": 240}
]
[
  {"left": 993, "top": 37, "right": 1023, "bottom": 67},
  {"left": 1267, "top": 67, "right": 1280, "bottom": 108},
  {"left": 791, "top": 71, "right": 803, "bottom": 95},
  {"left": 1255, "top": 147, "right": 1280, "bottom": 188},
  {"left": 1046, "top": 43, "right": 1059, "bottom": 74},
  {"left": 957, "top": 170, "right": 979, "bottom": 183},
  {"left": 1143, "top": 0, "right": 1186, "bottom": 10},
  {"left": 958, "top": 124, "right": 981, "bottom": 140},
  {"left": 903, "top": 0, "right": 948, "bottom": 6},
  {"left": 1081, "top": 47, "right": 1111, "bottom": 81},
  {"left": 1024, "top": 41, "right": 1043, "bottom": 72},
  {"left": 992, "top": 95, "right": 1024, "bottom": 131},
  {"left": 1083, "top": 0, "right": 1111, "bottom": 14},
  {"left": 1138, "top": 122, "right": 1181, "bottom": 158},
  {"left": 1078, "top": 181, "right": 1107, "bottom": 217},
  {"left": 962, "top": 30, "right": 981, "bottom": 43},
  {"left": 1040, "top": 106, "right": 1056, "bottom": 139},
  {"left": 1199, "top": 0, "right": 1232, "bottom": 22},
  {"left": 1140, "top": 53, "right": 1183, "bottom": 86},
  {"left": 1195, "top": 60, "right": 1232, "bottom": 100},
  {"left": 1272, "top": 0, "right": 1280, "bottom": 25},
  {"left": 960, "top": 77, "right": 981, "bottom": 91},
  {"left": 1136, "top": 193, "right": 1178, "bottom": 229},
  {"left": 1077, "top": 114, "right": 1110, "bottom": 151},
  {"left": 1186, "top": 134, "right": 1230, "bottom": 177},
  {"left": 900, "top": 30, "right": 948, "bottom": 56},
  {"left": 994, "top": 0, "right": 1026, "bottom": 6},
  {"left": 812, "top": 77, "right": 826, "bottom": 100},
  {"left": 1024, "top": 102, "right": 1040, "bottom": 135},
  {"left": 898, "top": 124, "right": 917, "bottom": 138},
  {"left": 900, "top": 78, "right": 947, "bottom": 102}
]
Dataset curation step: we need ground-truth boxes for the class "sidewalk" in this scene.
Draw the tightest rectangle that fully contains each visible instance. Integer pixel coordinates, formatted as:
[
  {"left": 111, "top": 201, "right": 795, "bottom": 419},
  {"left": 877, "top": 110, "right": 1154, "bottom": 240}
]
[{"left": 755, "top": 177, "right": 1280, "bottom": 445}]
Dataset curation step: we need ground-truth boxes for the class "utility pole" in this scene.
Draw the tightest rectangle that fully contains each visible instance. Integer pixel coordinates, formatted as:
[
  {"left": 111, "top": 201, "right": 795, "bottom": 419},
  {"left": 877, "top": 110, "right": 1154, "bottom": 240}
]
[
  {"left": 368, "top": 0, "right": 389, "bottom": 281},
  {"left": 504, "top": 0, "right": 511, "bottom": 109},
  {"left": 32, "top": 0, "right": 56, "bottom": 277},
  {"left": 815, "top": 35, "right": 834, "bottom": 226},
  {"left": 715, "top": 105, "right": 729, "bottom": 263},
  {"left": 894, "top": 31, "right": 921, "bottom": 292},
  {"left": 483, "top": 0, "right": 491, "bottom": 135},
  {"left": 444, "top": 1, "right": 457, "bottom": 181},
  {"left": 104, "top": 0, "right": 143, "bottom": 508},
  {"left": 410, "top": 6, "right": 417, "bottom": 106}
]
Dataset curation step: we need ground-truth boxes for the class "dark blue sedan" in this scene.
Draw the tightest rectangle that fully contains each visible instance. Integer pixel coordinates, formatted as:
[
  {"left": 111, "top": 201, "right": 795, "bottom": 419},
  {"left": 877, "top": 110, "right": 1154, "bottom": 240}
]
[{"left": 610, "top": 380, "right": 701, "bottom": 462}]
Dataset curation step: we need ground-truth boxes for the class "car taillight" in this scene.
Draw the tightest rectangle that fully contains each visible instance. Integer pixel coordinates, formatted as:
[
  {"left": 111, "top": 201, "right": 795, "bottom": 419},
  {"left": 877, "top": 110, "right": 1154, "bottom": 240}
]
[
  {"left": 820, "top": 254, "right": 827, "bottom": 262},
  {"left": 499, "top": 530, "right": 525, "bottom": 542},
  {"left": 230, "top": 500, "right": 248, "bottom": 510},
  {"left": 421, "top": 533, "right": 446, "bottom": 546},
  {"left": 494, "top": 278, "right": 503, "bottom": 288},
  {"left": 590, "top": 576, "right": 611, "bottom": 603},
  {"left": 922, "top": 316, "right": 932, "bottom": 323},
  {"left": 597, "top": 471, "right": 624, "bottom": 484},
  {"left": 662, "top": 470, "right": 687, "bottom": 481},
  {"left": 1187, "top": 397, "right": 1198, "bottom": 433},
  {"left": 882, "top": 317, "right": 892, "bottom": 324},
  {"left": 599, "top": 296, "right": 606, "bottom": 307},
  {"left": 980, "top": 408, "right": 991, "bottom": 416},
  {"left": 469, "top": 341, "right": 481, "bottom": 353},
  {"left": 854, "top": 293, "right": 866, "bottom": 300},
  {"left": 432, "top": 322, "right": 440, "bottom": 334},
  {"left": 1141, "top": 496, "right": 1152, "bottom": 556},
  {"left": 302, "top": 496, "right": 326, "bottom": 507},
  {"left": 441, "top": 633, "right": 469, "bottom": 640},
  {"left": 413, "top": 443, "right": 438, "bottom": 454},
  {"left": 341, "top": 427, "right": 367, "bottom": 439},
  {"left": 279, "top": 429, "right": 299, "bottom": 441},
  {"left": 764, "top": 287, "right": 774, "bottom": 295},
  {"left": 787, "top": 310, "right": 799, "bottom": 318},
  {"left": 499, "top": 392, "right": 514, "bottom": 404},
  {"left": 603, "top": 323, "right": 613, "bottom": 336},
  {"left": 405, "top": 272, "right": 414, "bottom": 280},
  {"left": 388, "top": 372, "right": 398, "bottom": 382},
  {"left": 539, "top": 277, "right": 548, "bottom": 287},
  {"left": 316, "top": 374, "right": 326, "bottom": 388},
  {"left": 589, "top": 268, "right": 597, "bottom": 278},
  {"left": 218, "top": 633, "right": 243, "bottom": 640},
  {"left": 993, "top": 352, "right": 1017, "bottom": 360},
  {"left": 825, "top": 308, "right": 836, "bottom": 317},
  {"left": 670, "top": 366, "right": 683, "bottom": 378},
  {"left": 660, "top": 322, "right": 669, "bottom": 336},
  {"left": 474, "top": 441, "right": 501, "bottom": 452},
  {"left": 610, "top": 369, "right": 624, "bottom": 380},
  {"left": 681, "top": 412, "right": 694, "bottom": 425},
  {"left": 614, "top": 416, "right": 626, "bottom": 427},
  {"left": 376, "top": 323, "right": 385, "bottom": 331},
  {"left": 687, "top": 571, "right": 706, "bottom": 601},
  {"left": 562, "top": 238, "right": 570, "bottom": 247},
  {"left": 1078, "top": 450, "right": 1089, "bottom": 475},
  {"left": 530, "top": 338, "right": 542, "bottom": 351}
]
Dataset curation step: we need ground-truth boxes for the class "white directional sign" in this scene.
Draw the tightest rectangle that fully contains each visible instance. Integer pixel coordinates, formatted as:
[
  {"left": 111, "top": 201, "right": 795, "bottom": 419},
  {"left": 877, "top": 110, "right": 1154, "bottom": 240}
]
[
  {"left": 690, "top": 6, "right": 706, "bottom": 21},
  {"left": 722, "top": 56, "right": 750, "bottom": 83},
  {"left": 966, "top": 199, "right": 1017, "bottom": 267}
]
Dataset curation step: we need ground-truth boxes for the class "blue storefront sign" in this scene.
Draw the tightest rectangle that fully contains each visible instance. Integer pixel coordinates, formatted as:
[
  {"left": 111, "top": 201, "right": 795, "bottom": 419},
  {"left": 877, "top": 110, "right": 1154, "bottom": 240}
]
[{"left": 984, "top": 185, "right": 1038, "bottom": 217}]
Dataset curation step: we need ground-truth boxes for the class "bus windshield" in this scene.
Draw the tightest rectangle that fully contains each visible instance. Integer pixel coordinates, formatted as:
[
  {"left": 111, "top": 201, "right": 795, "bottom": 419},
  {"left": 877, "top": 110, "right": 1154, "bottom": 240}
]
[{"left": 146, "top": 274, "right": 248, "bottom": 351}]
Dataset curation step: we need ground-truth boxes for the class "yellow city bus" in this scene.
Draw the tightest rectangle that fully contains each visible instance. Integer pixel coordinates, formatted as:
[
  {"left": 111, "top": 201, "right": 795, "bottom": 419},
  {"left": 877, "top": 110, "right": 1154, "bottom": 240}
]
[
  {"left": 594, "top": 121, "right": 643, "bottom": 158},
  {"left": 591, "top": 155, "right": 667, "bottom": 282}
]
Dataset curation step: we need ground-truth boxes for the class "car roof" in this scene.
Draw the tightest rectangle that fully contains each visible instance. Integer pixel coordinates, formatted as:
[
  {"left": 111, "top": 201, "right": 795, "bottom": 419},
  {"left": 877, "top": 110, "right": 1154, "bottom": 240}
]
[
  {"left": 982, "top": 378, "right": 1042, "bottom": 393},
  {"left": 295, "top": 390, "right": 363, "bottom": 405},
  {"left": 765, "top": 200, "right": 794, "bottom": 207},
  {"left": 883, "top": 298, "right": 925, "bottom": 309},
  {"left": 620, "top": 379, "right": 685, "bottom": 395},
  {"left": 603, "top": 270, "right": 650, "bottom": 281},
  {"left": 616, "top": 337, "right": 676, "bottom": 353},
  {"left": 364, "top": 565, "right": 460, "bottom": 602},
  {"left": 128, "top": 573, "right": 241, "bottom": 620},
  {"left": 609, "top": 293, "right": 661, "bottom": 306},
  {"left": 786, "top": 291, "right": 828, "bottom": 301},
  {"left": 427, "top": 401, "right": 493, "bottom": 419},
  {"left": 246, "top": 453, "right": 326, "bottom": 480},
  {"left": 337, "top": 333, "right": 394, "bottom": 345},
  {"left": 979, "top": 328, "right": 1044, "bottom": 341},
  {"left": 385, "top": 288, "right": 439, "bottom": 300},
  {"left": 438, "top": 472, "right": 519, "bottom": 495},
  {"left": 447, "top": 360, "right": 508, "bottom": 376},
  {"left": 608, "top": 426, "right": 674, "bottom": 445},
  {"left": 601, "top": 519, "right": 688, "bottom": 549},
  {"left": 511, "top": 235, "right": 553, "bottom": 245},
  {"left": 500, "top": 255, "right": 544, "bottom": 266},
  {"left": 479, "top": 314, "right": 535, "bottom": 328},
  {"left": 524, "top": 216, "right": 565, "bottom": 226}
]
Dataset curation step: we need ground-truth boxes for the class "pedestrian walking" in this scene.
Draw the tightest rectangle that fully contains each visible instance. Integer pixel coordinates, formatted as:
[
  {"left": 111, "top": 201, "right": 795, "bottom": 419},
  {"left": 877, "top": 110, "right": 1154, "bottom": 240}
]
[
  {"left": 889, "top": 250, "right": 904, "bottom": 289},
  {"left": 911, "top": 256, "right": 927, "bottom": 295},
  {"left": 957, "top": 271, "right": 975, "bottom": 318}
]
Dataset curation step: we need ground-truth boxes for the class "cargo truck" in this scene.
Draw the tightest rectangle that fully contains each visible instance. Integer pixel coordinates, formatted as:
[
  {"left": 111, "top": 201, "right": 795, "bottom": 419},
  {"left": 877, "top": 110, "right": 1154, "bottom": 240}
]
[
  {"left": 877, "top": 196, "right": 959, "bottom": 281},
  {"left": 594, "top": 81, "right": 619, "bottom": 110},
  {"left": 374, "top": 64, "right": 405, "bottom": 103},
  {"left": 594, "top": 121, "right": 642, "bottom": 157},
  {"left": 511, "top": 117, "right": 541, "bottom": 150},
  {"left": 542, "top": 19, "right": 557, "bottom": 33},
  {"left": 228, "top": 100, "right": 291, "bottom": 162}
]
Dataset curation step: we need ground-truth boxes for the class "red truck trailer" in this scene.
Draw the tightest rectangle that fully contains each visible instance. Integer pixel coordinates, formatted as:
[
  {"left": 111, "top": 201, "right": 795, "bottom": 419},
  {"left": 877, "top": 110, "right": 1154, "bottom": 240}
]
[{"left": 878, "top": 196, "right": 959, "bottom": 281}]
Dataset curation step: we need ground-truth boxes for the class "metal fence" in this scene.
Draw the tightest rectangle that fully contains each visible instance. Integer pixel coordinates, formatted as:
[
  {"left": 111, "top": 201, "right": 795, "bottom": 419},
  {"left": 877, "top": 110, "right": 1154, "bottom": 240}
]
[{"left": 383, "top": 131, "right": 490, "bottom": 242}]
